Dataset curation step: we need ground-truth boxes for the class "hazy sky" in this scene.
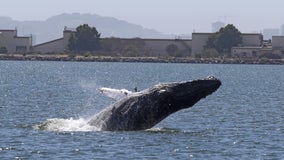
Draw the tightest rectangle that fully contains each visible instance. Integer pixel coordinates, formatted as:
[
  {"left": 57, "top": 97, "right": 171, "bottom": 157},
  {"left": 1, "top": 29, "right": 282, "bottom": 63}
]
[{"left": 1, "top": 0, "right": 284, "bottom": 35}]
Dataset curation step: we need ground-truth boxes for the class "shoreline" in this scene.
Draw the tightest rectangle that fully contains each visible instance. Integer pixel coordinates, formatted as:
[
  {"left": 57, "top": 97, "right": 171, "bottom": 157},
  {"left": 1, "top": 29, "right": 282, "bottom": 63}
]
[{"left": 0, "top": 54, "right": 283, "bottom": 65}]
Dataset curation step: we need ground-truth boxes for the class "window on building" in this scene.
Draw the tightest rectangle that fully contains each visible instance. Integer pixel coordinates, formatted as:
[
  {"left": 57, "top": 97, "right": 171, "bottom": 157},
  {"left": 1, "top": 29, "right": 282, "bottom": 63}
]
[
  {"left": 252, "top": 51, "right": 257, "bottom": 57},
  {"left": 16, "top": 46, "right": 27, "bottom": 52}
]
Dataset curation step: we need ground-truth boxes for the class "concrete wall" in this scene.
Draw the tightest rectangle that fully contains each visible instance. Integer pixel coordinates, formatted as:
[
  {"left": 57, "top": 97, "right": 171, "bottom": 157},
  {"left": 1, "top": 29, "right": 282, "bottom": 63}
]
[
  {"left": 143, "top": 39, "right": 191, "bottom": 56},
  {"left": 241, "top": 34, "right": 262, "bottom": 46},
  {"left": 100, "top": 38, "right": 191, "bottom": 56},
  {"left": 33, "top": 30, "right": 73, "bottom": 53},
  {"left": 192, "top": 33, "right": 212, "bottom": 54},
  {"left": 34, "top": 34, "right": 192, "bottom": 55},
  {"left": 272, "top": 36, "right": 284, "bottom": 50},
  {"left": 33, "top": 38, "right": 66, "bottom": 53},
  {"left": 0, "top": 30, "right": 32, "bottom": 53}
]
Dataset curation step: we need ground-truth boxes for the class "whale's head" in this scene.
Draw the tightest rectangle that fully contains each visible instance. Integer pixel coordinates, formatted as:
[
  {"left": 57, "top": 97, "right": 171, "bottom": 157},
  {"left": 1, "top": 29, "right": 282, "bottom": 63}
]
[{"left": 149, "top": 76, "right": 221, "bottom": 113}]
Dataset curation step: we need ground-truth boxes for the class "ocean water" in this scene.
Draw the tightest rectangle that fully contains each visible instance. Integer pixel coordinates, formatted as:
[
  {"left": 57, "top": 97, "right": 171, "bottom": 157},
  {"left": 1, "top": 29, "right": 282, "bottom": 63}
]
[{"left": 0, "top": 61, "right": 283, "bottom": 159}]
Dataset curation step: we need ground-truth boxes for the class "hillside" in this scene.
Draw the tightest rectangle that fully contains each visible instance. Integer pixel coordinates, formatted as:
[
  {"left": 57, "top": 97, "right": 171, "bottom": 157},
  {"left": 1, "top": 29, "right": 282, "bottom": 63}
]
[{"left": 0, "top": 13, "right": 170, "bottom": 44}]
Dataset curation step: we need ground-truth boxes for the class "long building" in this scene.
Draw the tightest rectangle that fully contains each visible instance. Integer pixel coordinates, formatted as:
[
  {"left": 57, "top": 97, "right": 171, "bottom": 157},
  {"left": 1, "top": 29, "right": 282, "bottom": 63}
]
[
  {"left": 102, "top": 38, "right": 192, "bottom": 56},
  {"left": 33, "top": 28, "right": 192, "bottom": 56},
  {"left": 0, "top": 27, "right": 283, "bottom": 58}
]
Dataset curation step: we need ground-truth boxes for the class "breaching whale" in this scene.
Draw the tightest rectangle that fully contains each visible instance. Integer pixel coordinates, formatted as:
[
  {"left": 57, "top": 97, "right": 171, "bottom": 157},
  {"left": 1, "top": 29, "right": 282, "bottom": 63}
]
[{"left": 88, "top": 76, "right": 221, "bottom": 131}]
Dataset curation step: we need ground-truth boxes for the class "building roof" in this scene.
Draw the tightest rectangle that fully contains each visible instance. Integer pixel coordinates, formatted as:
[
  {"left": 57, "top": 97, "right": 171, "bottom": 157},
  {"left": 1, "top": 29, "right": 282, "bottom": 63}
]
[
  {"left": 192, "top": 32, "right": 213, "bottom": 35},
  {"left": 0, "top": 29, "right": 15, "bottom": 32},
  {"left": 103, "top": 37, "right": 191, "bottom": 42},
  {"left": 241, "top": 33, "right": 262, "bottom": 36},
  {"left": 64, "top": 27, "right": 76, "bottom": 32},
  {"left": 272, "top": 35, "right": 284, "bottom": 38},
  {"left": 192, "top": 32, "right": 262, "bottom": 36},
  {"left": 16, "top": 36, "right": 31, "bottom": 39},
  {"left": 33, "top": 38, "right": 64, "bottom": 47},
  {"left": 232, "top": 46, "right": 262, "bottom": 49}
]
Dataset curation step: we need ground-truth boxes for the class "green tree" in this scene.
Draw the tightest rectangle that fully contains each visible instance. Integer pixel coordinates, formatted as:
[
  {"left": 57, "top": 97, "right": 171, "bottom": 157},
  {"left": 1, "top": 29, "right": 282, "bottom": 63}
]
[
  {"left": 68, "top": 34, "right": 77, "bottom": 51},
  {"left": 123, "top": 45, "right": 139, "bottom": 57},
  {"left": 68, "top": 24, "right": 101, "bottom": 52},
  {"left": 123, "top": 38, "right": 146, "bottom": 56},
  {"left": 201, "top": 48, "right": 219, "bottom": 58},
  {"left": 0, "top": 46, "right": 8, "bottom": 53},
  {"left": 166, "top": 44, "right": 178, "bottom": 57},
  {"left": 206, "top": 24, "right": 242, "bottom": 54}
]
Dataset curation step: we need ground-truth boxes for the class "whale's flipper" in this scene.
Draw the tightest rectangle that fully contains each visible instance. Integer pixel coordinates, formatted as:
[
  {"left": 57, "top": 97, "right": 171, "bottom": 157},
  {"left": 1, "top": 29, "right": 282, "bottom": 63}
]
[{"left": 98, "top": 87, "right": 132, "bottom": 100}]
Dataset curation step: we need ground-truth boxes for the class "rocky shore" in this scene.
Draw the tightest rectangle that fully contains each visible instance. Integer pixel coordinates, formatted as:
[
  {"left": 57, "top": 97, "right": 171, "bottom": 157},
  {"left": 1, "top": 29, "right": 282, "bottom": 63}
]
[{"left": 0, "top": 54, "right": 283, "bottom": 65}]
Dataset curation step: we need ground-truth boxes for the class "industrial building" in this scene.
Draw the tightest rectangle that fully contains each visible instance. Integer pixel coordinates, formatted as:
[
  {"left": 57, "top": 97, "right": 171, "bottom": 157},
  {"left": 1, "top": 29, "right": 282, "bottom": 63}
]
[{"left": 0, "top": 29, "right": 32, "bottom": 53}]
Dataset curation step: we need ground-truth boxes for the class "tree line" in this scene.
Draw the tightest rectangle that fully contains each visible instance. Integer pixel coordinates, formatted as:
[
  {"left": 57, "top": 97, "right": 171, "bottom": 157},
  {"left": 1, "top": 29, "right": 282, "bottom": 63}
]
[{"left": 67, "top": 24, "right": 191, "bottom": 57}]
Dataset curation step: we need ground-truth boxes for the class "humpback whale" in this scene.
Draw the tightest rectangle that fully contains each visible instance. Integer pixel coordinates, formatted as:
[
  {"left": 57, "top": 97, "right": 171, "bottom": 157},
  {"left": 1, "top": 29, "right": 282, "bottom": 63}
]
[{"left": 88, "top": 76, "right": 221, "bottom": 131}]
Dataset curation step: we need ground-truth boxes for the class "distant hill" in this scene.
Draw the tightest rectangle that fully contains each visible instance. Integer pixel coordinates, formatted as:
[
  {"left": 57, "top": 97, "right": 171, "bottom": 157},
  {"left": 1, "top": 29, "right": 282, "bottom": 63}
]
[{"left": 0, "top": 13, "right": 171, "bottom": 45}]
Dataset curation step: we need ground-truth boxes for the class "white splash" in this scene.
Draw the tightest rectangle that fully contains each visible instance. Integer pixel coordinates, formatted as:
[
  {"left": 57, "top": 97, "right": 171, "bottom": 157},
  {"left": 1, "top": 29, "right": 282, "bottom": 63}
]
[
  {"left": 35, "top": 86, "right": 137, "bottom": 132},
  {"left": 34, "top": 118, "right": 100, "bottom": 132}
]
